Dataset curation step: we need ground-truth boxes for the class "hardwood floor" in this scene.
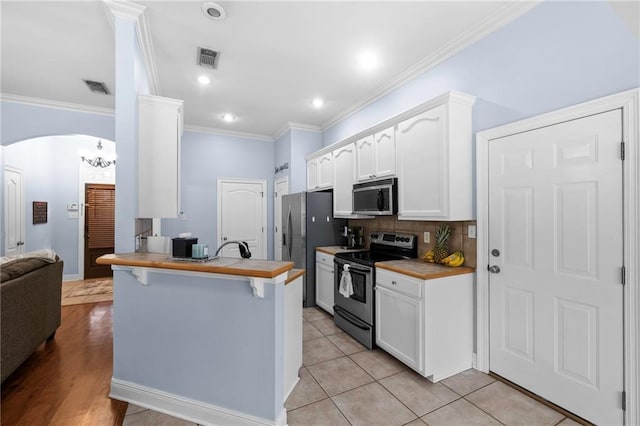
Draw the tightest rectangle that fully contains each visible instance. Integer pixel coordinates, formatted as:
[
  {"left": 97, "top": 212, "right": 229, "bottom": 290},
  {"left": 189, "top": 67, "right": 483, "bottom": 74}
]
[{"left": 1, "top": 302, "right": 127, "bottom": 425}]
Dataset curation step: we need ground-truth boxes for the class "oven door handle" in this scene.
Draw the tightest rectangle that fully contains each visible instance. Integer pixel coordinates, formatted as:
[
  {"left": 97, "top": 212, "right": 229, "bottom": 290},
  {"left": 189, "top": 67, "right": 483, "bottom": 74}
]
[
  {"left": 334, "top": 306, "right": 370, "bottom": 331},
  {"left": 339, "top": 263, "right": 371, "bottom": 274}
]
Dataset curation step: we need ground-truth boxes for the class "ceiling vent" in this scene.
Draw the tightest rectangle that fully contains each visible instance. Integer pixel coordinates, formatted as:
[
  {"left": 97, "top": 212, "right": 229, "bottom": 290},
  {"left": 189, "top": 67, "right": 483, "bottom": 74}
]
[
  {"left": 198, "top": 47, "right": 220, "bottom": 69},
  {"left": 83, "top": 79, "right": 110, "bottom": 95}
]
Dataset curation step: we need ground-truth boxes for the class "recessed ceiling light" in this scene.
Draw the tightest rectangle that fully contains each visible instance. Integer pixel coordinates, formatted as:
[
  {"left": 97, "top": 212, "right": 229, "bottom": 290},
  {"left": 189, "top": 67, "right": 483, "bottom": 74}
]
[
  {"left": 201, "top": 2, "right": 226, "bottom": 21},
  {"left": 221, "top": 113, "right": 236, "bottom": 122},
  {"left": 359, "top": 51, "right": 378, "bottom": 71},
  {"left": 198, "top": 75, "right": 211, "bottom": 85},
  {"left": 312, "top": 98, "right": 324, "bottom": 108}
]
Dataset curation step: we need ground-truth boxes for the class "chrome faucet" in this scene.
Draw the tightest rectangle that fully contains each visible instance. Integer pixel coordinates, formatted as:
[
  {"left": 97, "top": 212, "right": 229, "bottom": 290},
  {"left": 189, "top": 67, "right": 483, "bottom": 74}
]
[{"left": 214, "top": 240, "right": 252, "bottom": 259}]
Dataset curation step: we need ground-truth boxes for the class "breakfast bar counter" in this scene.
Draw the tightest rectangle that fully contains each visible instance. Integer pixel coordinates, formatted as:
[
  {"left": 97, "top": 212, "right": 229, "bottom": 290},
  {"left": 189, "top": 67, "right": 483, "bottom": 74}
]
[
  {"left": 98, "top": 253, "right": 302, "bottom": 426},
  {"left": 97, "top": 252, "right": 294, "bottom": 278}
]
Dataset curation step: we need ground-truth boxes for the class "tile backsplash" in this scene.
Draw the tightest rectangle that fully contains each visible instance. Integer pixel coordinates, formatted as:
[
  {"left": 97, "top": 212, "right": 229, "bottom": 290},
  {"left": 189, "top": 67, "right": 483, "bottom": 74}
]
[{"left": 348, "top": 217, "right": 477, "bottom": 269}]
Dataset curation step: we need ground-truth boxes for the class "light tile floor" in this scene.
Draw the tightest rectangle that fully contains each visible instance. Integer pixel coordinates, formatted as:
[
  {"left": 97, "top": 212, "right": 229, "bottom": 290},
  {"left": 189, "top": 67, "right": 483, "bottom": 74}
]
[{"left": 122, "top": 307, "right": 584, "bottom": 426}]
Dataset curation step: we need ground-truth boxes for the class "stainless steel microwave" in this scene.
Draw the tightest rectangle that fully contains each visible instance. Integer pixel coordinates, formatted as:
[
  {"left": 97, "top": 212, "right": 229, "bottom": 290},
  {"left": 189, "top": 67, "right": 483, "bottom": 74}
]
[{"left": 352, "top": 178, "right": 398, "bottom": 215}]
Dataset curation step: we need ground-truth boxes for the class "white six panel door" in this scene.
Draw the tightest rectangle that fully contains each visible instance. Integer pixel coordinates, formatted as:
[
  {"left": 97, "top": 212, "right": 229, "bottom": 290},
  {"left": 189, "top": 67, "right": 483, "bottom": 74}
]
[{"left": 488, "top": 110, "right": 623, "bottom": 425}]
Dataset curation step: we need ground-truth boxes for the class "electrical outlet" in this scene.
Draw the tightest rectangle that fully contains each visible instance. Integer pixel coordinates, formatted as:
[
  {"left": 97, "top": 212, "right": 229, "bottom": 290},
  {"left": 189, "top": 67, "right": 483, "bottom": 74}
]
[
  {"left": 423, "top": 231, "right": 430, "bottom": 243},
  {"left": 468, "top": 225, "right": 477, "bottom": 239}
]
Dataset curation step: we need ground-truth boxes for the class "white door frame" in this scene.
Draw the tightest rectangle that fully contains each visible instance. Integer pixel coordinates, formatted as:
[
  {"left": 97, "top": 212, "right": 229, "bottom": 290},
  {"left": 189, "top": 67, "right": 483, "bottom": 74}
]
[
  {"left": 3, "top": 165, "right": 25, "bottom": 256},
  {"left": 216, "top": 178, "right": 268, "bottom": 259},
  {"left": 476, "top": 88, "right": 639, "bottom": 425},
  {"left": 274, "top": 175, "right": 289, "bottom": 260}
]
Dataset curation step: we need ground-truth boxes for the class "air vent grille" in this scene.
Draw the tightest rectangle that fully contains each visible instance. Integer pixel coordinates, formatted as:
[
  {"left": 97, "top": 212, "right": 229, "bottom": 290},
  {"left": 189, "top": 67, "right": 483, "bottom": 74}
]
[
  {"left": 198, "top": 47, "right": 219, "bottom": 69},
  {"left": 83, "top": 79, "right": 110, "bottom": 95}
]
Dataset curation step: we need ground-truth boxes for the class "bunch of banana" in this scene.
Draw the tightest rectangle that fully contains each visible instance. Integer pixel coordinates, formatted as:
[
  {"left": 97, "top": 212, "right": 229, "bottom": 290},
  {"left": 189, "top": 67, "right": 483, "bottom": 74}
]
[
  {"left": 421, "top": 250, "right": 435, "bottom": 263},
  {"left": 440, "top": 251, "right": 465, "bottom": 267}
]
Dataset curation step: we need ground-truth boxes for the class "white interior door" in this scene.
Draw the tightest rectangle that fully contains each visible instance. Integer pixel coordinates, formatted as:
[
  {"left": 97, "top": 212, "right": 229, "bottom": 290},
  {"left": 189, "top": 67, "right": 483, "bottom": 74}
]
[
  {"left": 4, "top": 167, "right": 25, "bottom": 256},
  {"left": 274, "top": 177, "right": 289, "bottom": 261},
  {"left": 217, "top": 179, "right": 267, "bottom": 259},
  {"left": 488, "top": 109, "right": 624, "bottom": 425}
]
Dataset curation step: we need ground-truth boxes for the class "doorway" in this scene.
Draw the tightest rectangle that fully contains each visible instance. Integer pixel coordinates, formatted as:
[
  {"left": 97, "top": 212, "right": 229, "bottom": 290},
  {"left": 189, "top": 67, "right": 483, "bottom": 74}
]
[
  {"left": 477, "top": 89, "right": 640, "bottom": 426},
  {"left": 84, "top": 183, "right": 115, "bottom": 279},
  {"left": 217, "top": 178, "right": 267, "bottom": 259},
  {"left": 4, "top": 166, "right": 25, "bottom": 256},
  {"left": 274, "top": 176, "right": 289, "bottom": 261}
]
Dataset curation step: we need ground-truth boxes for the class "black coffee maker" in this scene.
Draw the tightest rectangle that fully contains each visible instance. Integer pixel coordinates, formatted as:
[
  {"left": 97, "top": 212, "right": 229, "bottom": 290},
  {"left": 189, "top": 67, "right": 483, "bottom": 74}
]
[{"left": 345, "top": 226, "right": 363, "bottom": 249}]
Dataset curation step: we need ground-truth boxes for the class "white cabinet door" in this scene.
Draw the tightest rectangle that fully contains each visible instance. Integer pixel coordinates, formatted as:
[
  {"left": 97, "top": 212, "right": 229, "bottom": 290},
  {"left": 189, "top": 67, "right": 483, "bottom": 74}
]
[
  {"left": 138, "top": 95, "right": 183, "bottom": 218},
  {"left": 396, "top": 93, "right": 474, "bottom": 220},
  {"left": 307, "top": 158, "right": 319, "bottom": 190},
  {"left": 376, "top": 286, "right": 423, "bottom": 372},
  {"left": 355, "top": 135, "right": 375, "bottom": 182},
  {"left": 397, "top": 105, "right": 446, "bottom": 218},
  {"left": 356, "top": 128, "right": 395, "bottom": 182},
  {"left": 307, "top": 154, "right": 332, "bottom": 191},
  {"left": 333, "top": 143, "right": 356, "bottom": 217},
  {"left": 315, "top": 252, "right": 335, "bottom": 314},
  {"left": 318, "top": 153, "right": 333, "bottom": 189},
  {"left": 374, "top": 126, "right": 395, "bottom": 178}
]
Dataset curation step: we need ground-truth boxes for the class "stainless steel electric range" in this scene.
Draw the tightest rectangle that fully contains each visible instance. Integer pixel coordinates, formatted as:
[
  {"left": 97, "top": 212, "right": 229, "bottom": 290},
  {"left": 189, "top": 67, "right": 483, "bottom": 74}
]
[{"left": 333, "top": 232, "right": 417, "bottom": 349}]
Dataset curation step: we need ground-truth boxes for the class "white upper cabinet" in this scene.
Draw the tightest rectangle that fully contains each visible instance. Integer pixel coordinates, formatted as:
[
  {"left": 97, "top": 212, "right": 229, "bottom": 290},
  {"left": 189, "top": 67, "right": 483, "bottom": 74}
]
[
  {"left": 307, "top": 153, "right": 333, "bottom": 191},
  {"left": 138, "top": 95, "right": 183, "bottom": 218},
  {"left": 332, "top": 143, "right": 356, "bottom": 217},
  {"left": 396, "top": 93, "right": 474, "bottom": 220},
  {"left": 356, "top": 126, "right": 396, "bottom": 182}
]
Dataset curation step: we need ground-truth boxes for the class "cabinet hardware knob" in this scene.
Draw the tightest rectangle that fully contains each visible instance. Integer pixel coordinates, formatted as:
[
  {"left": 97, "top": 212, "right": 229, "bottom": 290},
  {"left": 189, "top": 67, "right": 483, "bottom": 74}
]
[
  {"left": 392, "top": 280, "right": 397, "bottom": 285},
  {"left": 488, "top": 265, "right": 501, "bottom": 274}
]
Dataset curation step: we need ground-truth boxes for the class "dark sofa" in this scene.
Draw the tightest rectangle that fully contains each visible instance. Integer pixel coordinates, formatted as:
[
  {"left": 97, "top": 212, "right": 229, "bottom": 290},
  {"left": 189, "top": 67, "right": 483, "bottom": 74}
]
[{"left": 1, "top": 255, "right": 63, "bottom": 382}]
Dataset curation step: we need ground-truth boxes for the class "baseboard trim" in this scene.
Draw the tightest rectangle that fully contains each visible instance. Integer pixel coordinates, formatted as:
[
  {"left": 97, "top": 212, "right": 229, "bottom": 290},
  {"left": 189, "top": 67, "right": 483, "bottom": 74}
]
[
  {"left": 63, "top": 274, "right": 82, "bottom": 282},
  {"left": 111, "top": 378, "right": 286, "bottom": 425}
]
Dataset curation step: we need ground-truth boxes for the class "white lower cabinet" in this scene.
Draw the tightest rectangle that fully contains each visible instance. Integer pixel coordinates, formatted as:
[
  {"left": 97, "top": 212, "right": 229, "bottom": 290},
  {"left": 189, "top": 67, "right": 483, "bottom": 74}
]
[
  {"left": 376, "top": 286, "right": 423, "bottom": 372},
  {"left": 375, "top": 268, "right": 473, "bottom": 382},
  {"left": 315, "top": 251, "right": 335, "bottom": 314}
]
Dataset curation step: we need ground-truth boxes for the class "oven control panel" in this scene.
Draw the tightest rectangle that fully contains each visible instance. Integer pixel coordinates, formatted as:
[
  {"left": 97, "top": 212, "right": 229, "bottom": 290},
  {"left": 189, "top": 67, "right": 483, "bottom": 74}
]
[{"left": 369, "top": 232, "right": 416, "bottom": 249}]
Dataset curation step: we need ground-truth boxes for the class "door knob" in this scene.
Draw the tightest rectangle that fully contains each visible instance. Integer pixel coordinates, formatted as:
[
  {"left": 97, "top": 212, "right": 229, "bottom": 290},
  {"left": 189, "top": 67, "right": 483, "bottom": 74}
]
[
  {"left": 223, "top": 237, "right": 228, "bottom": 241},
  {"left": 488, "top": 265, "right": 501, "bottom": 274}
]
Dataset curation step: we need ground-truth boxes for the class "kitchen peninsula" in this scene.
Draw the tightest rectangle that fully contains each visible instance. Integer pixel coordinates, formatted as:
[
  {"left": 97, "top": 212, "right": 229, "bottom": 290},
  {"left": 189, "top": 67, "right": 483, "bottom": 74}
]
[{"left": 97, "top": 253, "right": 301, "bottom": 426}]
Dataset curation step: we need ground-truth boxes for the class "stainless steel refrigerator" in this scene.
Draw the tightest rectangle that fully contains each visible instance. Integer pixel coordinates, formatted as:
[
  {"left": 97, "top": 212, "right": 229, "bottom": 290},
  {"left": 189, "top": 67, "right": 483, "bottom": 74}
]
[{"left": 282, "top": 191, "right": 347, "bottom": 307}]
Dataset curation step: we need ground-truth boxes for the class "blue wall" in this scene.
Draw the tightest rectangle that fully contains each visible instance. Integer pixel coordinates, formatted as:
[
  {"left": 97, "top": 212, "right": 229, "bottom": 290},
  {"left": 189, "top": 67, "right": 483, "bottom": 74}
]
[
  {"left": 274, "top": 129, "right": 292, "bottom": 183},
  {"left": 162, "top": 130, "right": 275, "bottom": 259},
  {"left": 290, "top": 129, "right": 322, "bottom": 193},
  {"left": 0, "top": 102, "right": 114, "bottom": 146},
  {"left": 323, "top": 1, "right": 640, "bottom": 146}
]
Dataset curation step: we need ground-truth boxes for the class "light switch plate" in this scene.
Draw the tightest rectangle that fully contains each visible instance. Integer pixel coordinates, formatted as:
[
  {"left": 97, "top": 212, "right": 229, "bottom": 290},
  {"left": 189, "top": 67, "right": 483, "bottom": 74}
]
[
  {"left": 468, "top": 225, "right": 477, "bottom": 239},
  {"left": 423, "top": 231, "right": 430, "bottom": 243}
]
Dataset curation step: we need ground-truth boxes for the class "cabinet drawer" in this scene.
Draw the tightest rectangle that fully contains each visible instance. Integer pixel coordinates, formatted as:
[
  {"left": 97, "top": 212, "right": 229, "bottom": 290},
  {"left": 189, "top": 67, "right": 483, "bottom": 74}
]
[
  {"left": 376, "top": 268, "right": 422, "bottom": 299},
  {"left": 316, "top": 251, "right": 334, "bottom": 264}
]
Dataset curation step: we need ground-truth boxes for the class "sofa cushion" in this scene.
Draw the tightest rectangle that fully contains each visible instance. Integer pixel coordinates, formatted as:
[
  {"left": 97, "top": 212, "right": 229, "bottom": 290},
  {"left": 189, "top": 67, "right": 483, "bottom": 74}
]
[{"left": 1, "top": 258, "right": 54, "bottom": 283}]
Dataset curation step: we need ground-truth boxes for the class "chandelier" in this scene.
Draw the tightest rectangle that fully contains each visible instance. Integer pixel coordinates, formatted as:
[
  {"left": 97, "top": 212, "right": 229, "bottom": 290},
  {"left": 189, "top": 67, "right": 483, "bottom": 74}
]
[{"left": 81, "top": 141, "right": 116, "bottom": 168}]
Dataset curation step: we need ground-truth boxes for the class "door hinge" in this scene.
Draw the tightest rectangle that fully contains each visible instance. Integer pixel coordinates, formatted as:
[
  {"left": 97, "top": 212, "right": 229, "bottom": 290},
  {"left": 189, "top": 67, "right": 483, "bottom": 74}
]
[
  {"left": 622, "top": 390, "right": 626, "bottom": 411},
  {"left": 261, "top": 191, "right": 264, "bottom": 197},
  {"left": 274, "top": 191, "right": 277, "bottom": 198},
  {"left": 621, "top": 266, "right": 626, "bottom": 286},
  {"left": 621, "top": 141, "right": 626, "bottom": 161}
]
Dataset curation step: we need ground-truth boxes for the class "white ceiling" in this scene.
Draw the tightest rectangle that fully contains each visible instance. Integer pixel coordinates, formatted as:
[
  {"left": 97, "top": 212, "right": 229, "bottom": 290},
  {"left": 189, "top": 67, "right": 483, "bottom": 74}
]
[{"left": 1, "top": 1, "right": 538, "bottom": 139}]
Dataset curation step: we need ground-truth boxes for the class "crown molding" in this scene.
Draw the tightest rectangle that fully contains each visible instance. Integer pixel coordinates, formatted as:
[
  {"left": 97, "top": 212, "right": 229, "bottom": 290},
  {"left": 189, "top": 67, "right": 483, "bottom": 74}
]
[
  {"left": 184, "top": 125, "right": 274, "bottom": 142},
  {"left": 273, "top": 121, "right": 322, "bottom": 140},
  {"left": 321, "top": 1, "right": 541, "bottom": 131},
  {"left": 103, "top": 0, "right": 161, "bottom": 96},
  {"left": 0, "top": 93, "right": 115, "bottom": 116}
]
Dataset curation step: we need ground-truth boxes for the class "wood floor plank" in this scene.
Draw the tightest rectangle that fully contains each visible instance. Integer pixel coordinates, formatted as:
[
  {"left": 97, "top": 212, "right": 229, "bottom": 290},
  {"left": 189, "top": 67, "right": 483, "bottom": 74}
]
[{"left": 1, "top": 302, "right": 127, "bottom": 426}]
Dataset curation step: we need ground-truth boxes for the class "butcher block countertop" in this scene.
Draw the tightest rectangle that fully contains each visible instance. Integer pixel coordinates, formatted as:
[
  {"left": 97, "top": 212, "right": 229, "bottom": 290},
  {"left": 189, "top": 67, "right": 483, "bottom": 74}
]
[
  {"left": 97, "top": 253, "right": 294, "bottom": 279},
  {"left": 376, "top": 259, "right": 475, "bottom": 280},
  {"left": 285, "top": 268, "right": 304, "bottom": 285},
  {"left": 316, "top": 246, "right": 367, "bottom": 255}
]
